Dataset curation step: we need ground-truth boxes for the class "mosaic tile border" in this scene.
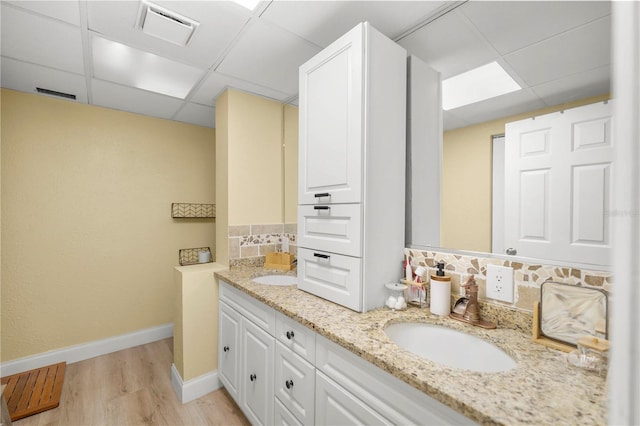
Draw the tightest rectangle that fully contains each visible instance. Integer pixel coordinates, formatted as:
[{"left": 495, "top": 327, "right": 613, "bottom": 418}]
[
  {"left": 228, "top": 223, "right": 297, "bottom": 262},
  {"left": 405, "top": 248, "right": 612, "bottom": 319}
]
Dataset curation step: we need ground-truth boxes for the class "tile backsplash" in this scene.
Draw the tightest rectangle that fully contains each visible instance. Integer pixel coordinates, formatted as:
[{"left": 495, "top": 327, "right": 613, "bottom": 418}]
[
  {"left": 228, "top": 223, "right": 297, "bottom": 268},
  {"left": 405, "top": 248, "right": 612, "bottom": 314}
]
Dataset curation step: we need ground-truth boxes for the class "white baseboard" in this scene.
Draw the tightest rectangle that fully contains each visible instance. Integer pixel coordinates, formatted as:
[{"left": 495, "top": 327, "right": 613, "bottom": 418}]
[
  {"left": 0, "top": 323, "right": 173, "bottom": 377},
  {"left": 171, "top": 364, "right": 222, "bottom": 404}
]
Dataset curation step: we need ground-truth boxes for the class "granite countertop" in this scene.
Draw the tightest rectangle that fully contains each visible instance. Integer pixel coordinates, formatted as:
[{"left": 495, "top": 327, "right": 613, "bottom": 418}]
[{"left": 215, "top": 266, "right": 607, "bottom": 426}]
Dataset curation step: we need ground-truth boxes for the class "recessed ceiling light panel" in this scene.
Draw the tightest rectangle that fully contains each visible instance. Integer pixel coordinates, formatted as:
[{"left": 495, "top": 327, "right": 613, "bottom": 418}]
[
  {"left": 92, "top": 36, "right": 204, "bottom": 99},
  {"left": 137, "top": 1, "right": 199, "bottom": 46},
  {"left": 442, "top": 62, "right": 521, "bottom": 110}
]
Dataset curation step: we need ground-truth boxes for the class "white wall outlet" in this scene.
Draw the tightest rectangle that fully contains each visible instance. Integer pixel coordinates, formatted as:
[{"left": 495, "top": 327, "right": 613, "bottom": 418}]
[{"left": 486, "top": 264, "right": 514, "bottom": 303}]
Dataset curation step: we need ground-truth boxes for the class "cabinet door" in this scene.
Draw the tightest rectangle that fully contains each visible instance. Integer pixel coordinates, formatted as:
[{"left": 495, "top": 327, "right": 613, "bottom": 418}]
[
  {"left": 241, "top": 319, "right": 275, "bottom": 426},
  {"left": 219, "top": 301, "right": 242, "bottom": 402},
  {"left": 299, "top": 23, "right": 363, "bottom": 205},
  {"left": 315, "top": 371, "right": 387, "bottom": 426},
  {"left": 274, "top": 342, "right": 315, "bottom": 425}
]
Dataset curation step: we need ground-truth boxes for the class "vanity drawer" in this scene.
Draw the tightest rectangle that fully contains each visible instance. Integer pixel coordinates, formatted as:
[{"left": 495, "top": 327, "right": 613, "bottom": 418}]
[
  {"left": 297, "top": 248, "right": 362, "bottom": 312},
  {"left": 274, "top": 398, "right": 303, "bottom": 426},
  {"left": 297, "top": 203, "right": 362, "bottom": 257},
  {"left": 274, "top": 342, "right": 315, "bottom": 425},
  {"left": 275, "top": 311, "right": 316, "bottom": 364},
  {"left": 220, "top": 280, "right": 276, "bottom": 335}
]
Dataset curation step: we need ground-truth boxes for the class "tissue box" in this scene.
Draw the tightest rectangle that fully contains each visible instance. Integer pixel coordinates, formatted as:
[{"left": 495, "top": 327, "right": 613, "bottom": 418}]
[{"left": 264, "top": 252, "right": 295, "bottom": 271}]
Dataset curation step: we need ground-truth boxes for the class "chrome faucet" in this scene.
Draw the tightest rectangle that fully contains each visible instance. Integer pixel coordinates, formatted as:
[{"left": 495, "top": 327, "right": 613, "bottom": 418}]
[{"left": 450, "top": 276, "right": 496, "bottom": 329}]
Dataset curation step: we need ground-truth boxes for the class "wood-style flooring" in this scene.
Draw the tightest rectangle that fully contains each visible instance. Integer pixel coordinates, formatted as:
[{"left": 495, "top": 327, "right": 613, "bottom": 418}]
[{"left": 12, "top": 338, "right": 250, "bottom": 426}]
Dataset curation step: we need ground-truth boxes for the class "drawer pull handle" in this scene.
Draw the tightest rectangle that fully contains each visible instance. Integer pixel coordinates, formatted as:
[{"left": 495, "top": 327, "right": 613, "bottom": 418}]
[
  {"left": 250, "top": 374, "right": 257, "bottom": 382},
  {"left": 286, "top": 330, "right": 295, "bottom": 340},
  {"left": 314, "top": 193, "right": 330, "bottom": 198},
  {"left": 223, "top": 346, "right": 229, "bottom": 352},
  {"left": 314, "top": 205, "right": 330, "bottom": 210},
  {"left": 285, "top": 380, "right": 294, "bottom": 389},
  {"left": 313, "top": 253, "right": 330, "bottom": 259}
]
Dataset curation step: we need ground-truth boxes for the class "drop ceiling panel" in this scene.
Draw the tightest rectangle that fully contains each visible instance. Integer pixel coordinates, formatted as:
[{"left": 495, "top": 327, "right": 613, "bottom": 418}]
[
  {"left": 443, "top": 111, "right": 471, "bottom": 132},
  {"left": 216, "top": 19, "right": 321, "bottom": 95},
  {"left": 397, "top": 9, "right": 496, "bottom": 78},
  {"left": 504, "top": 16, "right": 610, "bottom": 87},
  {"left": 1, "top": 57, "right": 88, "bottom": 103},
  {"left": 4, "top": 0, "right": 81, "bottom": 26},
  {"left": 190, "top": 71, "right": 290, "bottom": 106},
  {"left": 261, "top": 1, "right": 447, "bottom": 47},
  {"left": 531, "top": 66, "right": 610, "bottom": 106},
  {"left": 92, "top": 79, "right": 184, "bottom": 120},
  {"left": 87, "top": 1, "right": 251, "bottom": 69},
  {"left": 451, "top": 88, "right": 547, "bottom": 126},
  {"left": 458, "top": 1, "right": 611, "bottom": 55},
  {"left": 1, "top": 4, "right": 84, "bottom": 74},
  {"left": 174, "top": 103, "right": 215, "bottom": 128}
]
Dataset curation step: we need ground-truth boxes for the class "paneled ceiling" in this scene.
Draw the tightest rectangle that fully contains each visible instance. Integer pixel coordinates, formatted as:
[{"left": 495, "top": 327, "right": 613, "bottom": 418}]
[{"left": 0, "top": 1, "right": 611, "bottom": 130}]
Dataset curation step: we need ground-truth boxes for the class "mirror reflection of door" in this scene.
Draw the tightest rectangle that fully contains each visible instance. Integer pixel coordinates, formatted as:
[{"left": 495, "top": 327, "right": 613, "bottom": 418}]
[{"left": 503, "top": 101, "right": 613, "bottom": 266}]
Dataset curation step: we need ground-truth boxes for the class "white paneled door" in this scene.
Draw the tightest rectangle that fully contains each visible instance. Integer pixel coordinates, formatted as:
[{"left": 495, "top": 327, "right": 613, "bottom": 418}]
[{"left": 504, "top": 101, "right": 613, "bottom": 266}]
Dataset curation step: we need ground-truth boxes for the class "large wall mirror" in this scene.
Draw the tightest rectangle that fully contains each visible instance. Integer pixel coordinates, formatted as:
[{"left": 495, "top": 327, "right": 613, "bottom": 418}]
[{"left": 408, "top": 1, "right": 612, "bottom": 269}]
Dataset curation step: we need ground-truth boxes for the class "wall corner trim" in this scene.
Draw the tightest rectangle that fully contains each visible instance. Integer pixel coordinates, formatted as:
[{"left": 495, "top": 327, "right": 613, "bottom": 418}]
[
  {"left": 0, "top": 323, "right": 173, "bottom": 377},
  {"left": 170, "top": 364, "right": 222, "bottom": 404}
]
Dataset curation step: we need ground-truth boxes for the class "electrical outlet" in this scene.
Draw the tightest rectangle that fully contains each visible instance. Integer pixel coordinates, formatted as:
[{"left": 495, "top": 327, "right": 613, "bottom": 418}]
[{"left": 486, "top": 264, "right": 514, "bottom": 303}]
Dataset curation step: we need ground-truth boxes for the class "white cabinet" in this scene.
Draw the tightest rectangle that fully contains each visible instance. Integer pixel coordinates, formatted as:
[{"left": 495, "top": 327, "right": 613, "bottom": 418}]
[
  {"left": 218, "top": 302, "right": 242, "bottom": 402},
  {"left": 298, "top": 22, "right": 407, "bottom": 312},
  {"left": 219, "top": 282, "right": 276, "bottom": 426},
  {"left": 316, "top": 371, "right": 387, "bottom": 425},
  {"left": 315, "top": 334, "right": 475, "bottom": 426},
  {"left": 241, "top": 320, "right": 275, "bottom": 425},
  {"left": 218, "top": 281, "right": 475, "bottom": 426}
]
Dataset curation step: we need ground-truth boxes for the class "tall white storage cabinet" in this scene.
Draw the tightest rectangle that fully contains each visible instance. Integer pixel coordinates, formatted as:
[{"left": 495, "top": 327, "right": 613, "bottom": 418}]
[{"left": 297, "top": 22, "right": 407, "bottom": 312}]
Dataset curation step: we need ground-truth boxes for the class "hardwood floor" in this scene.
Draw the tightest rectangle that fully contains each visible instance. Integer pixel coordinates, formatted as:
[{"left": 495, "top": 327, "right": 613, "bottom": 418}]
[{"left": 13, "top": 338, "right": 250, "bottom": 426}]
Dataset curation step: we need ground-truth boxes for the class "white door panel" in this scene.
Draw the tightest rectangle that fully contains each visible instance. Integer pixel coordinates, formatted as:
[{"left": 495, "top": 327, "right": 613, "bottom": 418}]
[{"left": 505, "top": 101, "right": 613, "bottom": 265}]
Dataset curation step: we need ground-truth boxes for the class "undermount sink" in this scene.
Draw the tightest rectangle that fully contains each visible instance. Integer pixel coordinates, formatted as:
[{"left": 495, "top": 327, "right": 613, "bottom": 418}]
[
  {"left": 251, "top": 275, "right": 298, "bottom": 286},
  {"left": 384, "top": 322, "right": 517, "bottom": 373}
]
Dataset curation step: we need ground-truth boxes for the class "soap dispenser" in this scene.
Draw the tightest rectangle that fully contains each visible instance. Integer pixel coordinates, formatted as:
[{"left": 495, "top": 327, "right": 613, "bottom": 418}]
[{"left": 430, "top": 262, "right": 451, "bottom": 316}]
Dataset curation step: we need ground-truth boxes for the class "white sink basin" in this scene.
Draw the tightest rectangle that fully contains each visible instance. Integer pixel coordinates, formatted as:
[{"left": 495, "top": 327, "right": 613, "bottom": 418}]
[
  {"left": 385, "top": 323, "right": 516, "bottom": 373},
  {"left": 252, "top": 275, "right": 298, "bottom": 286}
]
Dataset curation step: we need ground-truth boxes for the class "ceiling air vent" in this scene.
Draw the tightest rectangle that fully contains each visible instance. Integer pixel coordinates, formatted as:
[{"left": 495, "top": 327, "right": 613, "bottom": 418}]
[
  {"left": 36, "top": 87, "right": 76, "bottom": 100},
  {"left": 136, "top": 1, "right": 199, "bottom": 47}
]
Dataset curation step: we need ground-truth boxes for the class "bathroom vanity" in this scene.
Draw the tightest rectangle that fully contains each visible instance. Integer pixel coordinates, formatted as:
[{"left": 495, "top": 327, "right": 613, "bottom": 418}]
[{"left": 215, "top": 267, "right": 607, "bottom": 425}]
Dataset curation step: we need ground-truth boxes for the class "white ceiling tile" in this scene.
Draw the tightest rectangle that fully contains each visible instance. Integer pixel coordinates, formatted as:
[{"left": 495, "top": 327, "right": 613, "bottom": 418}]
[
  {"left": 443, "top": 111, "right": 472, "bottom": 132},
  {"left": 397, "top": 9, "right": 496, "bottom": 78},
  {"left": 174, "top": 103, "right": 215, "bottom": 128},
  {"left": 1, "top": 57, "right": 88, "bottom": 103},
  {"left": 459, "top": 1, "right": 611, "bottom": 55},
  {"left": 261, "top": 1, "right": 447, "bottom": 47},
  {"left": 1, "top": 4, "right": 84, "bottom": 74},
  {"left": 91, "top": 79, "right": 183, "bottom": 120},
  {"left": 449, "top": 88, "right": 547, "bottom": 127},
  {"left": 190, "top": 71, "right": 290, "bottom": 106},
  {"left": 4, "top": 0, "right": 81, "bottom": 26},
  {"left": 87, "top": 1, "right": 251, "bottom": 69},
  {"left": 504, "top": 16, "right": 610, "bottom": 87},
  {"left": 531, "top": 66, "right": 610, "bottom": 106},
  {"left": 216, "top": 19, "right": 321, "bottom": 95}
]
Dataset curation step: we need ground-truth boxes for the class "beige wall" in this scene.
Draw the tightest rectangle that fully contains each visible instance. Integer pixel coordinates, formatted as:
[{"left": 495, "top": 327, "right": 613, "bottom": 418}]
[
  {"left": 441, "top": 93, "right": 610, "bottom": 253},
  {"left": 284, "top": 104, "right": 299, "bottom": 224},
  {"left": 1, "top": 89, "right": 216, "bottom": 362},
  {"left": 215, "top": 91, "right": 230, "bottom": 266}
]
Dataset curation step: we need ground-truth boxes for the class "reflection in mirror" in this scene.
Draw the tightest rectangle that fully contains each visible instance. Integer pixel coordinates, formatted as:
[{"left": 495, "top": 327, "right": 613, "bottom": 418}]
[
  {"left": 438, "top": 94, "right": 611, "bottom": 267},
  {"left": 407, "top": 0, "right": 612, "bottom": 268}
]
